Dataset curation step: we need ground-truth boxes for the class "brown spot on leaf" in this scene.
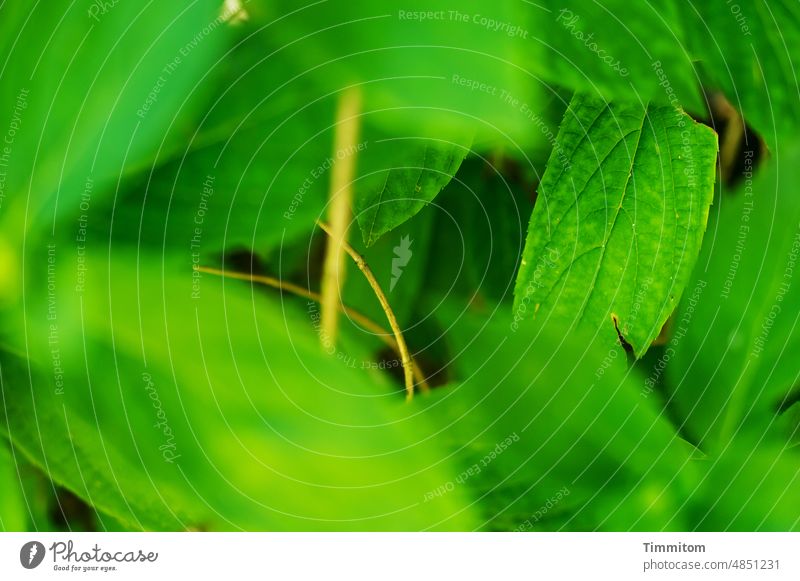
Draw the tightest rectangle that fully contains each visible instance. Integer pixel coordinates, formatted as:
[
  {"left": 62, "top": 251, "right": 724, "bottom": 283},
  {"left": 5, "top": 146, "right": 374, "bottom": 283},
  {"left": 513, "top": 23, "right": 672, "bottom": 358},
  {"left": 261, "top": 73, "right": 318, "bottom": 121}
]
[{"left": 611, "top": 313, "right": 634, "bottom": 354}]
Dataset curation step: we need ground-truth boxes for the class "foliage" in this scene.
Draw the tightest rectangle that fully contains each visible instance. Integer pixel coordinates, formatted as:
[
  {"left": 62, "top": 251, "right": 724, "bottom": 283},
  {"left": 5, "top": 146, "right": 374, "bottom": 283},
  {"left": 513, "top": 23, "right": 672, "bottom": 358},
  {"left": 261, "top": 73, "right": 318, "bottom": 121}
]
[{"left": 0, "top": 0, "right": 798, "bottom": 531}]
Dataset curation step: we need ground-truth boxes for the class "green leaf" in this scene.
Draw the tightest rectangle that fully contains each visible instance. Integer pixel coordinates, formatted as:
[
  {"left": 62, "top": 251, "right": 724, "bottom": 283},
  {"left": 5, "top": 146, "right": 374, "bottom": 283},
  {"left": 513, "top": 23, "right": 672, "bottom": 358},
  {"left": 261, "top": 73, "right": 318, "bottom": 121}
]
[
  {"left": 512, "top": 94, "right": 718, "bottom": 357},
  {"left": 684, "top": 0, "right": 800, "bottom": 149},
  {"left": 355, "top": 136, "right": 470, "bottom": 246},
  {"left": 413, "top": 305, "right": 697, "bottom": 531},
  {"left": 537, "top": 1, "right": 703, "bottom": 111},
  {"left": 90, "top": 31, "right": 344, "bottom": 258},
  {"left": 0, "top": 249, "right": 477, "bottom": 531},
  {"left": 681, "top": 441, "right": 800, "bottom": 530},
  {"left": 0, "top": 438, "right": 26, "bottom": 531},
  {"left": 98, "top": 95, "right": 336, "bottom": 259},
  {"left": 248, "top": 1, "right": 550, "bottom": 146},
  {"left": 89, "top": 26, "right": 473, "bottom": 258},
  {"left": 669, "top": 148, "right": 800, "bottom": 450},
  {"left": 0, "top": 1, "right": 229, "bottom": 239},
  {"left": 248, "top": 1, "right": 704, "bottom": 143},
  {"left": 411, "top": 304, "right": 800, "bottom": 531},
  {"left": 775, "top": 402, "right": 800, "bottom": 448},
  {"left": 99, "top": 109, "right": 469, "bottom": 262}
]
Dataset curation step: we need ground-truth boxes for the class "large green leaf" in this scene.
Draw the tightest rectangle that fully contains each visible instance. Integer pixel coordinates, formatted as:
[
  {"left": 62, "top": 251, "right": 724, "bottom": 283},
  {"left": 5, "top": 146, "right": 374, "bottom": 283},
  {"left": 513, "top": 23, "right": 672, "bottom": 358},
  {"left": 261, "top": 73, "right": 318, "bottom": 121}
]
[
  {"left": 247, "top": 1, "right": 551, "bottom": 146},
  {"left": 85, "top": 28, "right": 473, "bottom": 258},
  {"left": 82, "top": 30, "right": 340, "bottom": 259},
  {"left": 684, "top": 0, "right": 800, "bottom": 150},
  {"left": 536, "top": 0, "right": 703, "bottom": 111},
  {"left": 412, "top": 305, "right": 698, "bottom": 531},
  {"left": 513, "top": 94, "right": 718, "bottom": 357},
  {"left": 0, "top": 1, "right": 229, "bottom": 239},
  {"left": 669, "top": 148, "right": 800, "bottom": 451},
  {"left": 0, "top": 249, "right": 477, "bottom": 531},
  {"left": 411, "top": 305, "right": 800, "bottom": 531},
  {"left": 96, "top": 94, "right": 336, "bottom": 259},
  {"left": 248, "top": 1, "right": 704, "bottom": 141},
  {"left": 681, "top": 441, "right": 800, "bottom": 530}
]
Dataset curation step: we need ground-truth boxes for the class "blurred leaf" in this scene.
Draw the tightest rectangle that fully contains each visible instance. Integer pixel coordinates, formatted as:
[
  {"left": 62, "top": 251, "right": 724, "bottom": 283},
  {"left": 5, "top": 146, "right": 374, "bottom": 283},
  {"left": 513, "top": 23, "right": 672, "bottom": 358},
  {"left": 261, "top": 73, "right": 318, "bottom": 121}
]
[
  {"left": 412, "top": 305, "right": 697, "bottom": 531},
  {"left": 669, "top": 148, "right": 800, "bottom": 450},
  {"left": 0, "top": 438, "right": 26, "bottom": 531},
  {"left": 248, "top": 0, "right": 704, "bottom": 144},
  {"left": 776, "top": 401, "right": 800, "bottom": 448},
  {"left": 538, "top": 0, "right": 703, "bottom": 111},
  {"left": 513, "top": 94, "right": 718, "bottom": 357},
  {"left": 412, "top": 305, "right": 800, "bottom": 531},
  {"left": 681, "top": 442, "right": 800, "bottom": 530},
  {"left": 98, "top": 96, "right": 336, "bottom": 259},
  {"left": 0, "top": 249, "right": 477, "bottom": 531},
  {"left": 0, "top": 1, "right": 229, "bottom": 240},
  {"left": 247, "top": 0, "right": 551, "bottom": 146},
  {"left": 87, "top": 29, "right": 342, "bottom": 259},
  {"left": 14, "top": 463, "right": 62, "bottom": 532},
  {"left": 92, "top": 29, "right": 472, "bottom": 259},
  {"left": 684, "top": 0, "right": 800, "bottom": 150}
]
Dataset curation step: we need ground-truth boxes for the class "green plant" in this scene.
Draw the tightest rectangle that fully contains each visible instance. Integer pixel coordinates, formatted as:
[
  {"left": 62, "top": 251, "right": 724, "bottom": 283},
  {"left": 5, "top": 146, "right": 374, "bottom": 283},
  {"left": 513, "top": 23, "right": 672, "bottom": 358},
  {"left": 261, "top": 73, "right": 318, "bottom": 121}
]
[{"left": 0, "top": 1, "right": 798, "bottom": 532}]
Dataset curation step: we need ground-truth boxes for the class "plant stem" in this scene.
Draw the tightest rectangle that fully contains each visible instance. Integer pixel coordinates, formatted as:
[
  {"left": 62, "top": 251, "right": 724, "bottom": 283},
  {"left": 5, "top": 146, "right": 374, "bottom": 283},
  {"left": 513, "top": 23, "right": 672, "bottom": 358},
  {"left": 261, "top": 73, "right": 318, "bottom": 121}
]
[
  {"left": 197, "top": 265, "right": 429, "bottom": 394},
  {"left": 316, "top": 221, "right": 421, "bottom": 400},
  {"left": 320, "top": 86, "right": 361, "bottom": 349}
]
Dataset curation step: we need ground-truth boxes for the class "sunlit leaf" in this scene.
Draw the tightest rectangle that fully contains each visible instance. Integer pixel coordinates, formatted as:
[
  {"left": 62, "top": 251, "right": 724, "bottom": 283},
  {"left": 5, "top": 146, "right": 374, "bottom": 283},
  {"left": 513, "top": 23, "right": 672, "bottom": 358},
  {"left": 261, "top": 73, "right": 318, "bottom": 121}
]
[{"left": 513, "top": 94, "right": 718, "bottom": 356}]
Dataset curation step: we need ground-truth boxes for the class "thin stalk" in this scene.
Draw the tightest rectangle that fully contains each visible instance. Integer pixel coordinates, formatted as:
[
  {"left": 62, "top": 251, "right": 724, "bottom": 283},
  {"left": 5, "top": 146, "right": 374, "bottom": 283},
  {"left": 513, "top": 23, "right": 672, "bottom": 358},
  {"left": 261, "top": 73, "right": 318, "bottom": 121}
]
[
  {"left": 316, "top": 221, "right": 420, "bottom": 400},
  {"left": 197, "top": 265, "right": 429, "bottom": 393},
  {"left": 320, "top": 86, "right": 361, "bottom": 348}
]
